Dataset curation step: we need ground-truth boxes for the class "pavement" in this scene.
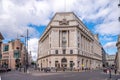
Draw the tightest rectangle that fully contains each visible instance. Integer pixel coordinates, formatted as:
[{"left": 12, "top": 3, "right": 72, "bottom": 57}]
[
  {"left": 101, "top": 70, "right": 120, "bottom": 80},
  {"left": 0, "top": 69, "right": 120, "bottom": 80}
]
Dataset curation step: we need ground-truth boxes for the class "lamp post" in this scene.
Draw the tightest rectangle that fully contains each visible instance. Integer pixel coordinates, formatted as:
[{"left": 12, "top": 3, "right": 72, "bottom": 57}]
[
  {"left": 0, "top": 41, "right": 2, "bottom": 59},
  {"left": 20, "top": 29, "right": 29, "bottom": 73},
  {"left": 118, "top": 0, "right": 120, "bottom": 22},
  {"left": 0, "top": 39, "right": 3, "bottom": 59}
]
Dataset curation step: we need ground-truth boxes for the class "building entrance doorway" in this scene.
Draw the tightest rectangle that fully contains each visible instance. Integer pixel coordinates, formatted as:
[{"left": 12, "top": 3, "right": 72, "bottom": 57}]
[
  {"left": 61, "top": 58, "right": 67, "bottom": 68},
  {"left": 55, "top": 61, "right": 60, "bottom": 68},
  {"left": 15, "top": 58, "right": 20, "bottom": 70}
]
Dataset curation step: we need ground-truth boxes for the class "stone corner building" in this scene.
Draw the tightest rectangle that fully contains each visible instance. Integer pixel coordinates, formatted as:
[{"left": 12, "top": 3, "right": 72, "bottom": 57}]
[
  {"left": 37, "top": 12, "right": 102, "bottom": 70},
  {"left": 116, "top": 35, "right": 120, "bottom": 72}
]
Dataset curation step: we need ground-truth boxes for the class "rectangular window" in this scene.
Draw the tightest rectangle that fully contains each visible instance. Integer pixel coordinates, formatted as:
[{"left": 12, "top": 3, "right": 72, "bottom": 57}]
[
  {"left": 0, "top": 54, "right": 2, "bottom": 59},
  {"left": 62, "top": 31, "right": 67, "bottom": 47},
  {"left": 70, "top": 50, "right": 73, "bottom": 54},
  {"left": 50, "top": 44, "right": 51, "bottom": 48},
  {"left": 78, "top": 37, "right": 79, "bottom": 41},
  {"left": 78, "top": 43, "right": 80, "bottom": 48},
  {"left": 62, "top": 31, "right": 66, "bottom": 37},
  {"left": 14, "top": 50, "right": 20, "bottom": 58},
  {"left": 63, "top": 49, "right": 66, "bottom": 54},
  {"left": 62, "top": 42, "right": 66, "bottom": 47},
  {"left": 3, "top": 56, "right": 9, "bottom": 59},
  {"left": 55, "top": 61, "right": 58, "bottom": 67},
  {"left": 55, "top": 50, "right": 58, "bottom": 54},
  {"left": 70, "top": 61, "right": 74, "bottom": 68},
  {"left": 78, "top": 50, "right": 79, "bottom": 54},
  {"left": 3, "top": 45, "right": 9, "bottom": 52}
]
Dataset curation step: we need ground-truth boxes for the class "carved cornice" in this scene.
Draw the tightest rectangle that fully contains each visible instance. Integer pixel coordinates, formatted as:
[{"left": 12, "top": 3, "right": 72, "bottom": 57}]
[
  {"left": 37, "top": 54, "right": 102, "bottom": 61},
  {"left": 59, "top": 18, "right": 69, "bottom": 25}
]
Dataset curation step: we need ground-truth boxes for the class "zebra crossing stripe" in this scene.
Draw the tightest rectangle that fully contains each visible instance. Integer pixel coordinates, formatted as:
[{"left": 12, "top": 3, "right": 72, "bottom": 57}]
[{"left": 0, "top": 76, "right": 1, "bottom": 80}]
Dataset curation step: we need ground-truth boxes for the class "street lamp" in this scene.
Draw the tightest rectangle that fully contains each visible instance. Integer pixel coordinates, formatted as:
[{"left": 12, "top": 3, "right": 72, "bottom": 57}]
[
  {"left": 0, "top": 36, "right": 3, "bottom": 60},
  {"left": 118, "top": 0, "right": 120, "bottom": 22},
  {"left": 20, "top": 29, "right": 29, "bottom": 73}
]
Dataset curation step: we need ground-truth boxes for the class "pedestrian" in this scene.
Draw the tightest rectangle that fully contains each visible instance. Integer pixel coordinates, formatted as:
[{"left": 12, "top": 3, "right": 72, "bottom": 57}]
[
  {"left": 114, "top": 68, "right": 117, "bottom": 74},
  {"left": 38, "top": 68, "right": 40, "bottom": 71},
  {"left": 109, "top": 68, "right": 111, "bottom": 78},
  {"left": 63, "top": 67, "right": 65, "bottom": 72},
  {"left": 106, "top": 68, "right": 109, "bottom": 74},
  {"left": 19, "top": 63, "right": 21, "bottom": 72},
  {"left": 55, "top": 67, "right": 58, "bottom": 72},
  {"left": 77, "top": 66, "right": 80, "bottom": 72},
  {"left": 24, "top": 65, "right": 26, "bottom": 73}
]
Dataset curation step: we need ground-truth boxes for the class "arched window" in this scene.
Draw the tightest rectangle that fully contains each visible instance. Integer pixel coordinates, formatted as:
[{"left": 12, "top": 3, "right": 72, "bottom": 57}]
[{"left": 61, "top": 58, "right": 67, "bottom": 62}]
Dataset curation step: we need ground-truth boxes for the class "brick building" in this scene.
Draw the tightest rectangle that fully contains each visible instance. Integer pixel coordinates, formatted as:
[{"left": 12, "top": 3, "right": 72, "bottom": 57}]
[
  {"left": 0, "top": 39, "right": 26, "bottom": 69},
  {"left": 0, "top": 32, "right": 4, "bottom": 66}
]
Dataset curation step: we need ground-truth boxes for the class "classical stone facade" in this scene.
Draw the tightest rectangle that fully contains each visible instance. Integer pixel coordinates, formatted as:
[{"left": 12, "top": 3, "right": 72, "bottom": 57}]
[
  {"left": 102, "top": 48, "right": 107, "bottom": 67},
  {"left": 116, "top": 35, "right": 120, "bottom": 72},
  {"left": 106, "top": 54, "right": 115, "bottom": 67},
  {"left": 37, "top": 12, "right": 102, "bottom": 70},
  {"left": 0, "top": 39, "right": 26, "bottom": 69}
]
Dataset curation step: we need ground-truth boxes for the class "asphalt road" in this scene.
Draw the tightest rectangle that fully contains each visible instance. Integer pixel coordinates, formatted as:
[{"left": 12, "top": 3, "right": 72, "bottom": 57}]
[{"left": 0, "top": 70, "right": 120, "bottom": 80}]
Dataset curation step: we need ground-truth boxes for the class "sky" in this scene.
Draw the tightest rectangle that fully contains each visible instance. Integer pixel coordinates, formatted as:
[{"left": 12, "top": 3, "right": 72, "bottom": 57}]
[{"left": 0, "top": 0, "right": 120, "bottom": 61}]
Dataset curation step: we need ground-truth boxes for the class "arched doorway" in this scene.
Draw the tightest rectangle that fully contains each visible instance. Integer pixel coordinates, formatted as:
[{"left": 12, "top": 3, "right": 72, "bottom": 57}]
[
  {"left": 15, "top": 58, "right": 20, "bottom": 70},
  {"left": 61, "top": 58, "right": 67, "bottom": 68}
]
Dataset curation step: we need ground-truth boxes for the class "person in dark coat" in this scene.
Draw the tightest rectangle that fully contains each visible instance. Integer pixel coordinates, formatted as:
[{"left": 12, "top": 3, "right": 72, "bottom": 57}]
[{"left": 114, "top": 68, "right": 117, "bottom": 74}]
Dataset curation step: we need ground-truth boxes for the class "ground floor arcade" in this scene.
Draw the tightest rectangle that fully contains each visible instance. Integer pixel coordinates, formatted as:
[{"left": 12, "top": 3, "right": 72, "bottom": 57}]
[{"left": 37, "top": 55, "right": 102, "bottom": 70}]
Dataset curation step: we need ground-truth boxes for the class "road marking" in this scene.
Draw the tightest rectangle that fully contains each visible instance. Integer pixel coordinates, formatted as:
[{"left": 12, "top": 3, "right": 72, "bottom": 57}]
[{"left": 0, "top": 76, "right": 1, "bottom": 80}]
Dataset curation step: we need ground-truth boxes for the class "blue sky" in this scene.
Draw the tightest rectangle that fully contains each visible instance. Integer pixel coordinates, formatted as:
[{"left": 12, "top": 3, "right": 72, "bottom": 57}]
[{"left": 0, "top": 0, "right": 120, "bottom": 60}]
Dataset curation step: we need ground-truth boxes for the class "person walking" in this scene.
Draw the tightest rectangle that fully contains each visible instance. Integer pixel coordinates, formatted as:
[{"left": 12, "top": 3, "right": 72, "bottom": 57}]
[
  {"left": 55, "top": 67, "right": 58, "bottom": 72},
  {"left": 109, "top": 68, "right": 111, "bottom": 78},
  {"left": 19, "top": 63, "right": 21, "bottom": 72},
  {"left": 114, "top": 68, "right": 117, "bottom": 75}
]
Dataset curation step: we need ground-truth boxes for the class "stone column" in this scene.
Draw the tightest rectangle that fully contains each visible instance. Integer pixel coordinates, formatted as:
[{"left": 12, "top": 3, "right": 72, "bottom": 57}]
[
  {"left": 59, "top": 30, "right": 62, "bottom": 47},
  {"left": 67, "top": 30, "right": 69, "bottom": 47},
  {"left": 79, "top": 33, "right": 82, "bottom": 50},
  {"left": 116, "top": 35, "right": 120, "bottom": 72}
]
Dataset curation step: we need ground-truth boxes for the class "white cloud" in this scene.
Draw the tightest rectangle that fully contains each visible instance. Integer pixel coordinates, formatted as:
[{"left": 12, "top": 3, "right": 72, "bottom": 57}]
[
  {"left": 94, "top": 0, "right": 120, "bottom": 36},
  {"left": 103, "top": 42, "right": 117, "bottom": 49},
  {"left": 28, "top": 38, "right": 39, "bottom": 61},
  {"left": 0, "top": 0, "right": 119, "bottom": 59},
  {"left": 0, "top": 0, "right": 51, "bottom": 38},
  {"left": 95, "top": 21, "right": 120, "bottom": 36},
  {"left": 103, "top": 41, "right": 117, "bottom": 54},
  {"left": 1, "top": 0, "right": 119, "bottom": 38}
]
